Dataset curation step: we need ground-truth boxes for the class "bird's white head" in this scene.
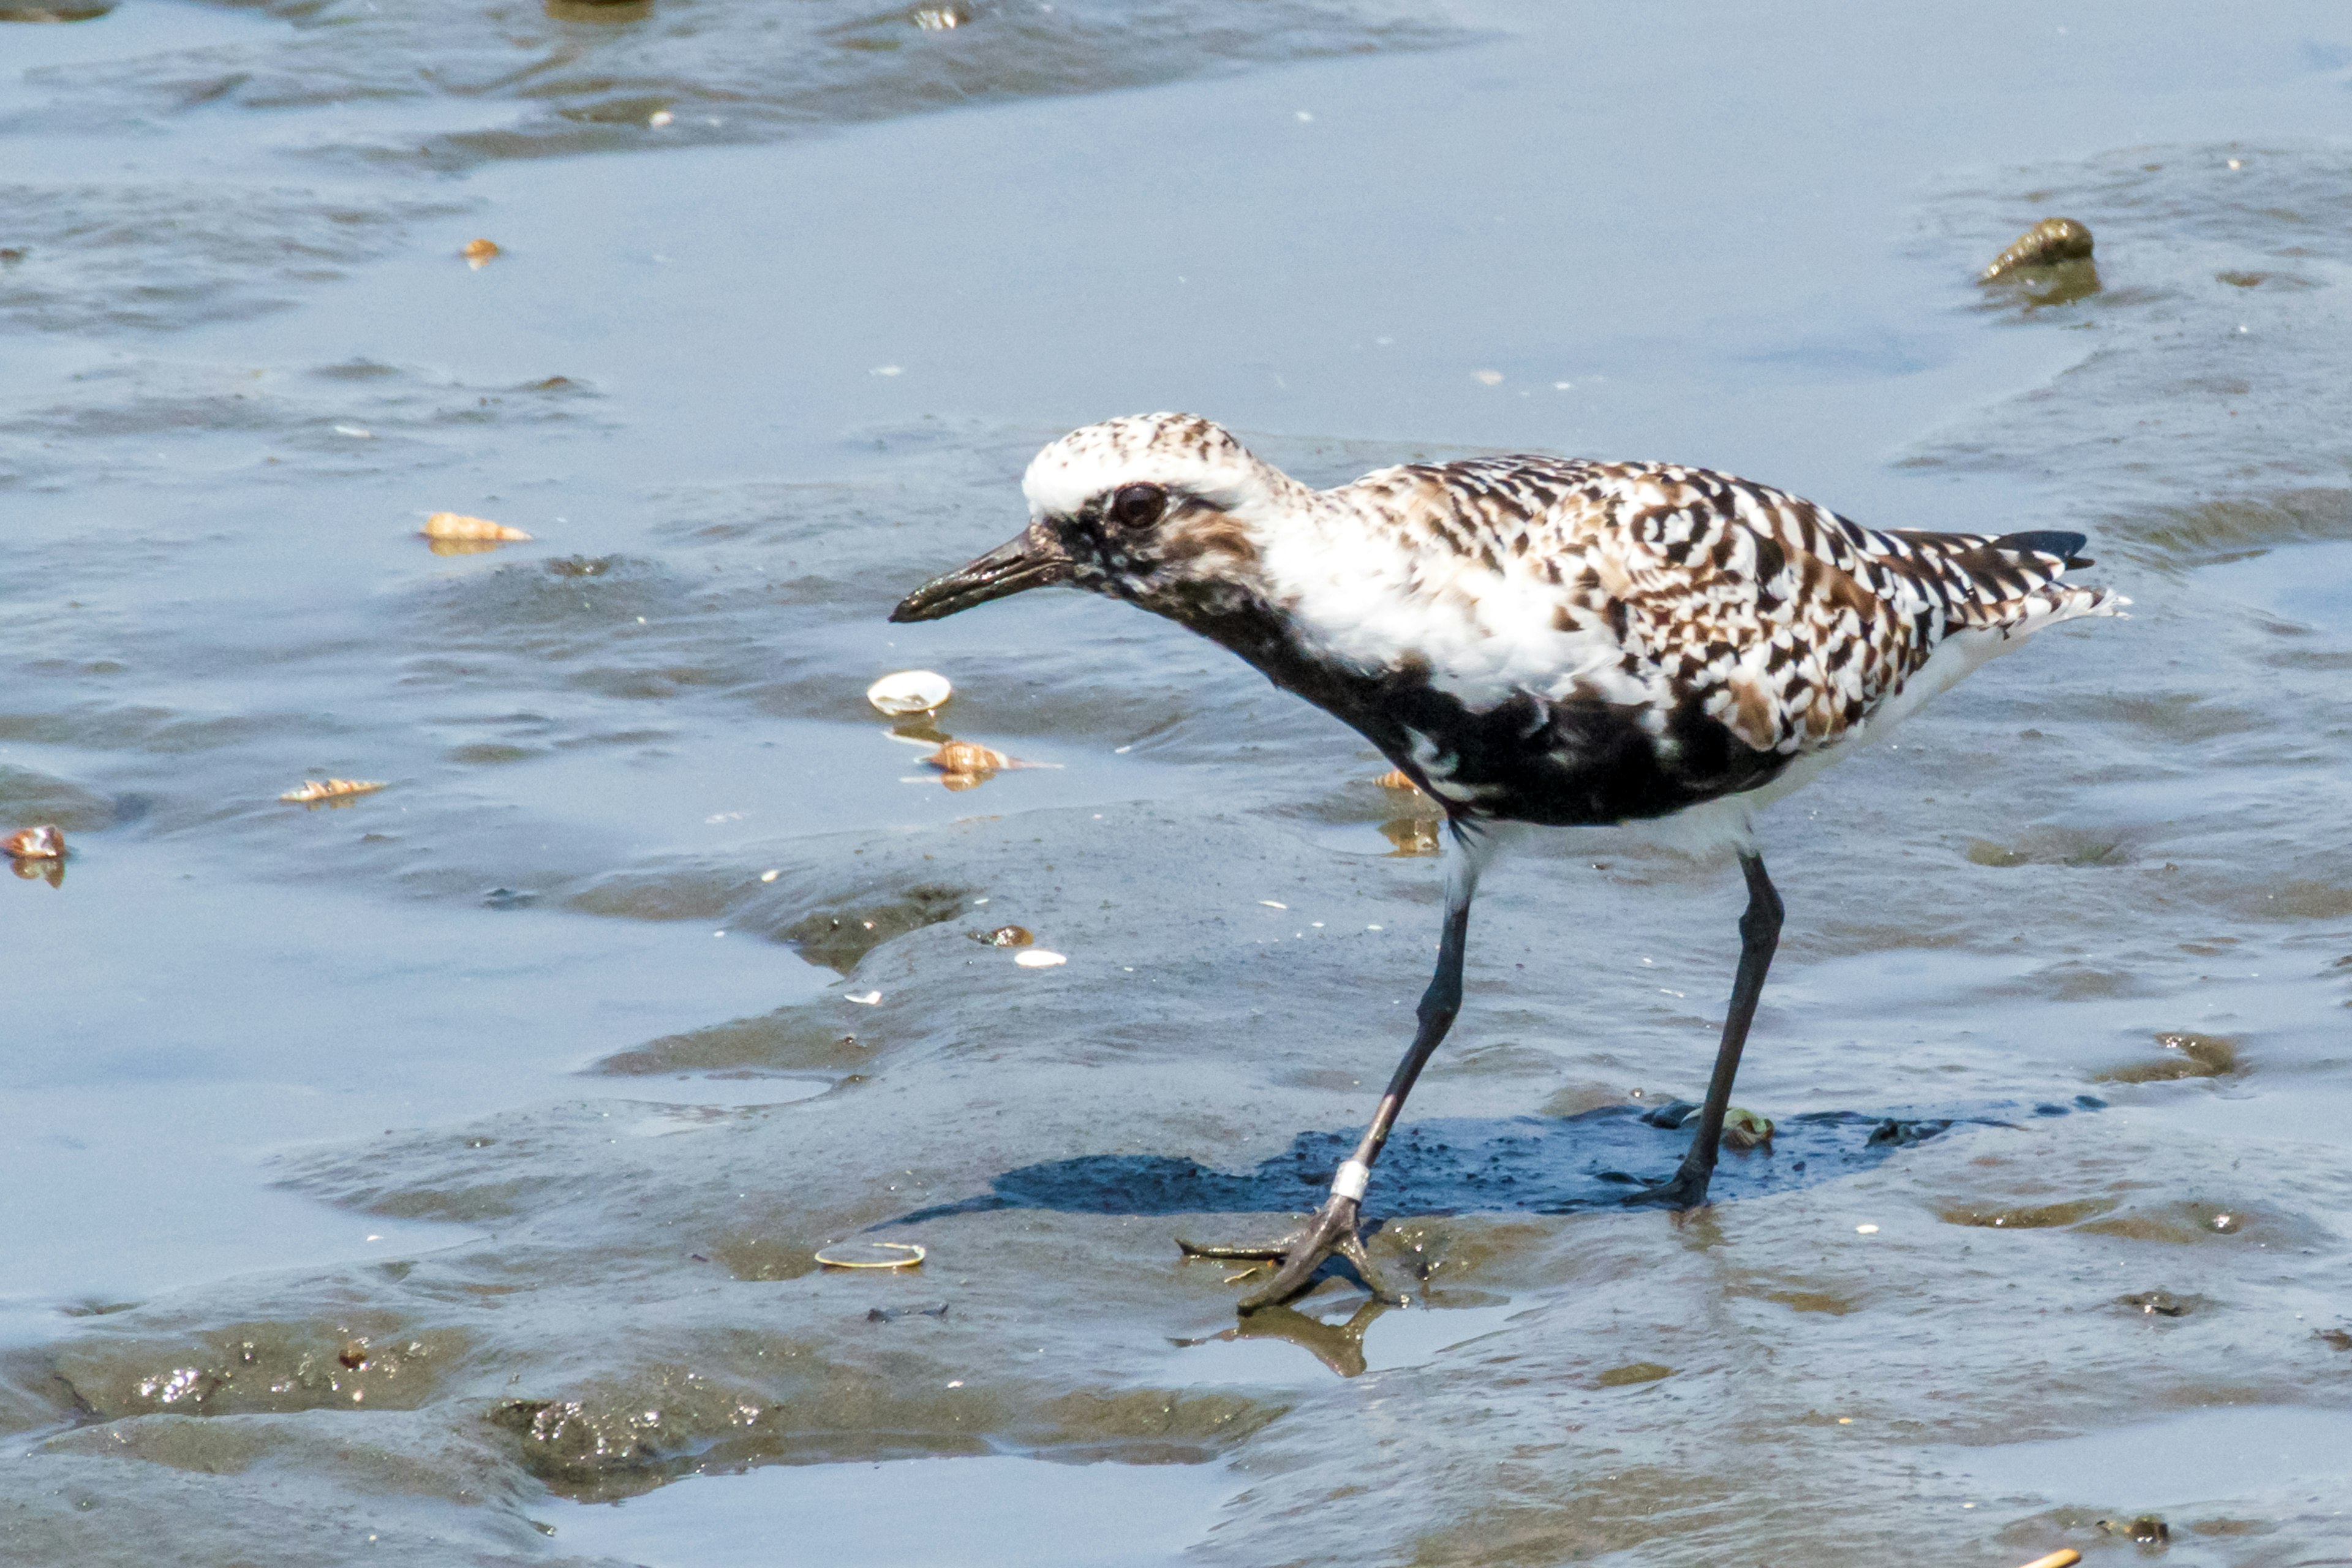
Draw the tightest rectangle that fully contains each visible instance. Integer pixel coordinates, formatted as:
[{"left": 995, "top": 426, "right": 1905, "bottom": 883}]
[{"left": 892, "top": 413, "right": 1301, "bottom": 626}]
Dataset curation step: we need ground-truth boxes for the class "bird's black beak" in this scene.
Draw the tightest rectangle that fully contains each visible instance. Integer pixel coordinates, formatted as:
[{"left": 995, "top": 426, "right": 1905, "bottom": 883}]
[{"left": 889, "top": 522, "right": 1075, "bottom": 623}]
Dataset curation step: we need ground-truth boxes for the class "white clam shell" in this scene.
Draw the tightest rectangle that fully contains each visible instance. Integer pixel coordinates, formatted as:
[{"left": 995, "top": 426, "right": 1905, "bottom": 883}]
[
  {"left": 1014, "top": 949, "right": 1068, "bottom": 968},
  {"left": 866, "top": 669, "right": 952, "bottom": 716}
]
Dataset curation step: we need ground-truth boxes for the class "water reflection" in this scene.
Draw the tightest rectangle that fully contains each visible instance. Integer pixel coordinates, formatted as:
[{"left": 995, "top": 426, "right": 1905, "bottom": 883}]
[{"left": 1171, "top": 1297, "right": 1390, "bottom": 1378}]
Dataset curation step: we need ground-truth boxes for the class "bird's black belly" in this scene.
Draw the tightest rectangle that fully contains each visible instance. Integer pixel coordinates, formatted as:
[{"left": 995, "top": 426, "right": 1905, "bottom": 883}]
[
  {"left": 1177, "top": 600, "right": 1790, "bottom": 827},
  {"left": 1360, "top": 682, "right": 1790, "bottom": 826}
]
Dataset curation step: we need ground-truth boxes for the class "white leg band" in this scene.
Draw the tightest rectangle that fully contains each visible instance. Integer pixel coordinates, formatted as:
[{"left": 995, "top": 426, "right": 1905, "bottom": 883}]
[{"left": 1330, "top": 1159, "right": 1371, "bottom": 1202}]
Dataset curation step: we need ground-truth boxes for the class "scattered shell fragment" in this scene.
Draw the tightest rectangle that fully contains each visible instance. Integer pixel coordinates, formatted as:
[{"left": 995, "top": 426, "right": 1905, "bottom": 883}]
[
  {"left": 976, "top": 925, "right": 1034, "bottom": 948},
  {"left": 1014, "top": 949, "right": 1067, "bottom": 968},
  {"left": 649, "top": 109, "right": 674, "bottom": 127},
  {"left": 2013, "top": 1553, "right": 2081, "bottom": 1568},
  {"left": 421, "top": 512, "right": 532, "bottom": 543},
  {"left": 4, "top": 824, "right": 64, "bottom": 859},
  {"left": 1854, "top": 1223, "right": 1880, "bottom": 1235},
  {"left": 867, "top": 669, "right": 952, "bottom": 716},
  {"left": 815, "top": 1241, "right": 925, "bottom": 1270},
  {"left": 1980, "top": 217, "right": 2095, "bottom": 280},
  {"left": 1374, "top": 768, "right": 1421, "bottom": 793},
  {"left": 280, "top": 778, "right": 386, "bottom": 804},
  {"left": 462, "top": 238, "right": 500, "bottom": 268},
  {"left": 1719, "top": 1107, "right": 1773, "bottom": 1150},
  {"left": 911, "top": 3, "right": 965, "bottom": 27},
  {"left": 843, "top": 990, "right": 881, "bottom": 1005}
]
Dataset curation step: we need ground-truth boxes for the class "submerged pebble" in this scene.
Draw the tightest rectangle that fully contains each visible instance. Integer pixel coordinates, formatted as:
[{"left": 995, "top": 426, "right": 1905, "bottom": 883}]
[
  {"left": 1381, "top": 818, "right": 1442, "bottom": 856},
  {"left": 865, "top": 1302, "right": 949, "bottom": 1321},
  {"left": 2097, "top": 1515, "right": 2169, "bottom": 1544},
  {"left": 1980, "top": 216, "right": 2095, "bottom": 279},
  {"left": 974, "top": 925, "right": 1034, "bottom": 948},
  {"left": 867, "top": 669, "right": 952, "bottom": 715}
]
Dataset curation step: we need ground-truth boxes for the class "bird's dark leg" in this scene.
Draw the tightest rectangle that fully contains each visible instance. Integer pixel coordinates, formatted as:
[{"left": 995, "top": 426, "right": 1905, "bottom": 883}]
[
  {"left": 1179, "top": 821, "right": 1492, "bottom": 1313},
  {"left": 1625, "top": 851, "right": 1783, "bottom": 1210}
]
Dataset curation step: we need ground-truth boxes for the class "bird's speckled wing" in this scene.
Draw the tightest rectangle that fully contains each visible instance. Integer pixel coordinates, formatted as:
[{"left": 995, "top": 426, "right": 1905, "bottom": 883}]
[{"left": 1371, "top": 456, "right": 2119, "bottom": 755}]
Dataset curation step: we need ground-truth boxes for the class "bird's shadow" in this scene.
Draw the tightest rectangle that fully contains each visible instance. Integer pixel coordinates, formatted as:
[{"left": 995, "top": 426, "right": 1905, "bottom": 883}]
[{"left": 886, "top": 1098, "right": 2103, "bottom": 1228}]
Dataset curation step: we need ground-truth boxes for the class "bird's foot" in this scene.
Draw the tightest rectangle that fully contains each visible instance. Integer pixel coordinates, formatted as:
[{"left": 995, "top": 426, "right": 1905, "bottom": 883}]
[
  {"left": 1176, "top": 1196, "right": 1408, "bottom": 1313},
  {"left": 1621, "top": 1160, "right": 1716, "bottom": 1212}
]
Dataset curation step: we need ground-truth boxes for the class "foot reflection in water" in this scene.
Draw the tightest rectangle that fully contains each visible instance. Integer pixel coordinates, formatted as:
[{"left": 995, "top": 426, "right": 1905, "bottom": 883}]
[{"left": 1172, "top": 1298, "right": 1393, "bottom": 1379}]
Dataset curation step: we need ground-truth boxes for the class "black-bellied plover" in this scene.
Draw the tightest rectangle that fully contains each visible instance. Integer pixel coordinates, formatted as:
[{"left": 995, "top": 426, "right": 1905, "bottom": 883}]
[{"left": 892, "top": 413, "right": 2122, "bottom": 1311}]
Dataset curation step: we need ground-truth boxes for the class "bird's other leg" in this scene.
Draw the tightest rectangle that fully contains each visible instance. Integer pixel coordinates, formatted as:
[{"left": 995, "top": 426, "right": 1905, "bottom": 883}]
[
  {"left": 1625, "top": 851, "right": 1782, "bottom": 1211},
  {"left": 1178, "top": 822, "right": 1494, "bottom": 1313}
]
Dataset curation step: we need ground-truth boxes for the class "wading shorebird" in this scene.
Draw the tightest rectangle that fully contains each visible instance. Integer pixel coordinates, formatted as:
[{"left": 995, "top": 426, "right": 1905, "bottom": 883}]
[{"left": 891, "top": 413, "right": 2121, "bottom": 1312}]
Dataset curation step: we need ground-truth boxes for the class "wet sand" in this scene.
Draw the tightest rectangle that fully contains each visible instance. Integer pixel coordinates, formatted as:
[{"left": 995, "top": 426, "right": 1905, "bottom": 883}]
[{"left": 5, "top": 1, "right": 2352, "bottom": 1563}]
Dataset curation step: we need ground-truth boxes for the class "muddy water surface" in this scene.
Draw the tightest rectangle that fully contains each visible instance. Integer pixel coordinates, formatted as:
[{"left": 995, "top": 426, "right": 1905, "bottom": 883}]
[{"left": 5, "top": 2, "right": 2352, "bottom": 1564}]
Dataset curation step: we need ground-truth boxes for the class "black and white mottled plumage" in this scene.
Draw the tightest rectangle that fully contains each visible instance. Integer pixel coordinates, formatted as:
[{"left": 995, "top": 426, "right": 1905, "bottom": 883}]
[
  {"left": 952, "top": 412, "right": 2120, "bottom": 845},
  {"left": 891, "top": 412, "right": 2122, "bottom": 1314}
]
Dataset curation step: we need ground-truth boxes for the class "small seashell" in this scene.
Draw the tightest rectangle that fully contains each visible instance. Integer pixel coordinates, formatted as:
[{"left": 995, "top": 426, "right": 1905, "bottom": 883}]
[
  {"left": 462, "top": 238, "right": 500, "bottom": 269},
  {"left": 844, "top": 990, "right": 881, "bottom": 1005},
  {"left": 1014, "top": 949, "right": 1066, "bottom": 968},
  {"left": 280, "top": 778, "right": 386, "bottom": 804},
  {"left": 1720, "top": 1107, "right": 1773, "bottom": 1150},
  {"left": 1980, "top": 217, "right": 2094, "bottom": 281},
  {"left": 978, "top": 925, "right": 1034, "bottom": 948},
  {"left": 815, "top": 1241, "right": 925, "bottom": 1270},
  {"left": 421, "top": 512, "right": 531, "bottom": 543},
  {"left": 4, "top": 824, "right": 64, "bottom": 859},
  {"left": 2012, "top": 1552, "right": 2081, "bottom": 1568},
  {"left": 649, "top": 109, "right": 674, "bottom": 127},
  {"left": 867, "top": 669, "right": 952, "bottom": 716},
  {"left": 926, "top": 740, "right": 1012, "bottom": 777},
  {"left": 1374, "top": 768, "right": 1421, "bottom": 793}
]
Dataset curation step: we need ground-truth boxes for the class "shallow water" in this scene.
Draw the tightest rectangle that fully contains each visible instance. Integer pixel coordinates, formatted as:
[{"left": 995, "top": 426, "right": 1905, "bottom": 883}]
[{"left": 6, "top": 1, "right": 2352, "bottom": 1563}]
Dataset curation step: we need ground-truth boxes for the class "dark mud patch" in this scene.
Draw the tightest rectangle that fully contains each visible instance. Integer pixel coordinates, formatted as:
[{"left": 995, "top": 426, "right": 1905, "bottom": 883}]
[{"left": 887, "top": 1102, "right": 2083, "bottom": 1227}]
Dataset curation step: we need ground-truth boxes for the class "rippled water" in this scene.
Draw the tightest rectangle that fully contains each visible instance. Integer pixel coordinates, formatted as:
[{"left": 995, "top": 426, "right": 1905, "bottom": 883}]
[{"left": 6, "top": 1, "right": 2352, "bottom": 1564}]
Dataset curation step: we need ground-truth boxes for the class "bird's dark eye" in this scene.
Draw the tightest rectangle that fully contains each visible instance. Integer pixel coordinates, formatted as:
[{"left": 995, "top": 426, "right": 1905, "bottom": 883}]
[{"left": 1109, "top": 483, "right": 1167, "bottom": 530}]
